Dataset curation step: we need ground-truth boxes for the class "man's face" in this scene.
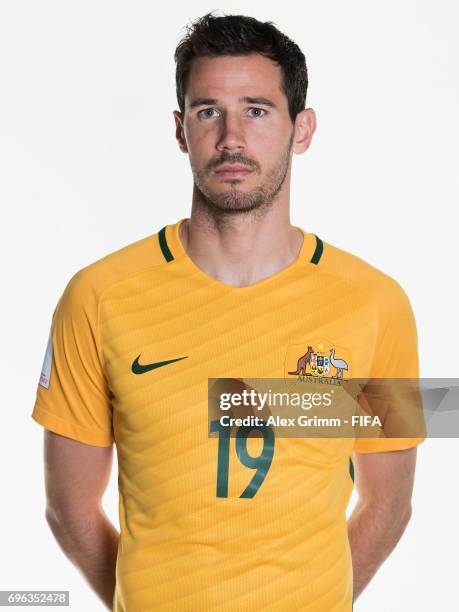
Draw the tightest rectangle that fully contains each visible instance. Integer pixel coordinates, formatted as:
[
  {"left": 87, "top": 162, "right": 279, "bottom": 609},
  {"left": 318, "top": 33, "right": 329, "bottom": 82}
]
[{"left": 174, "top": 54, "right": 298, "bottom": 214}]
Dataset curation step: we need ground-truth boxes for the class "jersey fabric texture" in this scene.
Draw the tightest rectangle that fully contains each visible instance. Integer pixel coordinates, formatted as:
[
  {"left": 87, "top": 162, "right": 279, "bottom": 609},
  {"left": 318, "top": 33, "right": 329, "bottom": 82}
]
[{"left": 32, "top": 218, "right": 424, "bottom": 611}]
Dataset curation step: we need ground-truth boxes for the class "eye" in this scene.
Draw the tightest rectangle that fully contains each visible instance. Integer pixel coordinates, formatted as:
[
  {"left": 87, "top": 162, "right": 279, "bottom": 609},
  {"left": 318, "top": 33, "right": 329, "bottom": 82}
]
[
  {"left": 198, "top": 108, "right": 220, "bottom": 119},
  {"left": 247, "top": 107, "right": 267, "bottom": 118}
]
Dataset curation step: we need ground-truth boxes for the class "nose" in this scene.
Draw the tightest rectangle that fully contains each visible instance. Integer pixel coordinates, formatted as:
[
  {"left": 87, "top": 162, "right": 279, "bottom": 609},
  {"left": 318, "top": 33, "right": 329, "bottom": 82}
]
[{"left": 216, "top": 113, "right": 246, "bottom": 152}]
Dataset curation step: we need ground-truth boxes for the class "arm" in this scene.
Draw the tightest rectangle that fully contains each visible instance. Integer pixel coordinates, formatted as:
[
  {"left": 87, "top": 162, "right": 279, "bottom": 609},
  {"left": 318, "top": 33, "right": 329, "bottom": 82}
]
[
  {"left": 347, "top": 447, "right": 417, "bottom": 600},
  {"left": 44, "top": 430, "right": 119, "bottom": 610}
]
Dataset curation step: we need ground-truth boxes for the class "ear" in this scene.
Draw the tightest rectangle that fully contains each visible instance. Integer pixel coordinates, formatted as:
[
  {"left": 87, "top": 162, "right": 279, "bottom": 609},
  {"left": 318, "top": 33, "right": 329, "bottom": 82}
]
[
  {"left": 173, "top": 110, "right": 188, "bottom": 153},
  {"left": 292, "top": 108, "right": 317, "bottom": 155}
]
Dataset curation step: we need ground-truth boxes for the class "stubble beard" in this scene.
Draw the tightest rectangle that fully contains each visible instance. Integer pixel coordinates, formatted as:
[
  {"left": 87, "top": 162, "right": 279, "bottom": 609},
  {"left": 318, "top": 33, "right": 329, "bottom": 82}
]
[{"left": 191, "top": 130, "right": 295, "bottom": 218}]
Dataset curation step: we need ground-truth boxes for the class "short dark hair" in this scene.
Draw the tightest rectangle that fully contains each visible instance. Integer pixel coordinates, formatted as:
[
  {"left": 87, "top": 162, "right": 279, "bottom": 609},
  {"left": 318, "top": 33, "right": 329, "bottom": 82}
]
[{"left": 174, "top": 12, "right": 308, "bottom": 124}]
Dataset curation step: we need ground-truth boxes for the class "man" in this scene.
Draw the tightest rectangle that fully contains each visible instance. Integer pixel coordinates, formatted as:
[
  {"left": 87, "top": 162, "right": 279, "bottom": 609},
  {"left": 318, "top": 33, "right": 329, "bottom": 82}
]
[{"left": 32, "top": 12, "right": 423, "bottom": 611}]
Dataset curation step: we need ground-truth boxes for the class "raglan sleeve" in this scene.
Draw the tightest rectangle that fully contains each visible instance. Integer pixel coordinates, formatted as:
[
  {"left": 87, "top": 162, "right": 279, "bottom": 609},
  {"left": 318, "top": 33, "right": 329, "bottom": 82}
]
[
  {"left": 353, "top": 278, "right": 425, "bottom": 453},
  {"left": 31, "top": 269, "right": 114, "bottom": 447}
]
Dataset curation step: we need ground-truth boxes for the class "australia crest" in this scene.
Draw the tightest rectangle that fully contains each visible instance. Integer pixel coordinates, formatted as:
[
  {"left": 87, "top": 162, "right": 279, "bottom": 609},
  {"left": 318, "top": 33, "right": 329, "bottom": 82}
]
[{"left": 285, "top": 339, "right": 351, "bottom": 382}]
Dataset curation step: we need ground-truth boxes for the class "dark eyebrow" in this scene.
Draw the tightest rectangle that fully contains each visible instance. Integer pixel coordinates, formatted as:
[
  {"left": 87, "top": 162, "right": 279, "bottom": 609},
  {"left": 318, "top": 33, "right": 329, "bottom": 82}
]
[
  {"left": 188, "top": 96, "right": 277, "bottom": 109},
  {"left": 240, "top": 96, "right": 277, "bottom": 108},
  {"left": 188, "top": 98, "right": 219, "bottom": 109}
]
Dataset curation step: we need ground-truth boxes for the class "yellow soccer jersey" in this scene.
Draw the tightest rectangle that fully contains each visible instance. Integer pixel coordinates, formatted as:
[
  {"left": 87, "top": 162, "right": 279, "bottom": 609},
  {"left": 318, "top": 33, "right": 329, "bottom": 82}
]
[{"left": 32, "top": 218, "right": 424, "bottom": 611}]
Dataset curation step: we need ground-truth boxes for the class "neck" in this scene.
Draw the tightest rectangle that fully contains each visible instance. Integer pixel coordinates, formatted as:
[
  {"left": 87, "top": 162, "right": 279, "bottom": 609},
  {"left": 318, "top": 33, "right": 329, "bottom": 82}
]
[{"left": 179, "top": 194, "right": 304, "bottom": 288}]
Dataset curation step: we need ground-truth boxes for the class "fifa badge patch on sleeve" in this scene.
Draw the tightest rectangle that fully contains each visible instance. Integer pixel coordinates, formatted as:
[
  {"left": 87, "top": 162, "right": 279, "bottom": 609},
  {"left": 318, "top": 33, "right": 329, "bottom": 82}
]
[{"left": 39, "top": 332, "right": 53, "bottom": 389}]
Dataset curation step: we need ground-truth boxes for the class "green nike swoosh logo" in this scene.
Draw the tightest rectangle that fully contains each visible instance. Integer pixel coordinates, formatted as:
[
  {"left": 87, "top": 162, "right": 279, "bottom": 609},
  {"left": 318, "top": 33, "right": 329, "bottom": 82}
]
[{"left": 131, "top": 354, "right": 188, "bottom": 375}]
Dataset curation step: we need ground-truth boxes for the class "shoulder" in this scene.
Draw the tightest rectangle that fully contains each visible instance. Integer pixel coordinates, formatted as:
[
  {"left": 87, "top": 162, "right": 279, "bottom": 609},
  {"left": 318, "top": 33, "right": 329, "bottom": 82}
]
[
  {"left": 318, "top": 237, "right": 415, "bottom": 322},
  {"left": 57, "top": 229, "right": 167, "bottom": 312}
]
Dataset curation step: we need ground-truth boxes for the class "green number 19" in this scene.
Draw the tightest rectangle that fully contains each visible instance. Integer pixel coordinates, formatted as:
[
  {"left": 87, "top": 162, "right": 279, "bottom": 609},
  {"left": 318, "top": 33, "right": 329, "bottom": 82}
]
[{"left": 210, "top": 419, "right": 275, "bottom": 498}]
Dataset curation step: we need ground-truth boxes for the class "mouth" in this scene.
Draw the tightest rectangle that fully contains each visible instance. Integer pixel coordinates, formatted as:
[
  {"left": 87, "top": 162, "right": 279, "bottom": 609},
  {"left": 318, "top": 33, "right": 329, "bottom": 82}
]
[{"left": 214, "top": 164, "right": 254, "bottom": 180}]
